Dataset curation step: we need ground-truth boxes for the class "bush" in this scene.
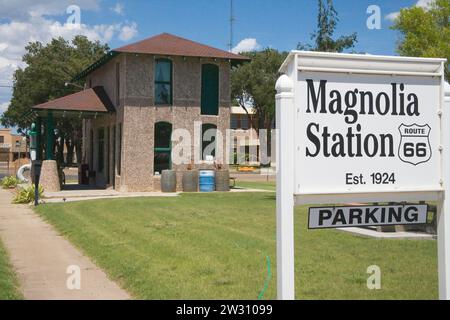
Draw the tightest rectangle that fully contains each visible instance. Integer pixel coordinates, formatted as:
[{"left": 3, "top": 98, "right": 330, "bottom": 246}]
[
  {"left": 1, "top": 176, "right": 20, "bottom": 189},
  {"left": 12, "top": 185, "right": 44, "bottom": 204}
]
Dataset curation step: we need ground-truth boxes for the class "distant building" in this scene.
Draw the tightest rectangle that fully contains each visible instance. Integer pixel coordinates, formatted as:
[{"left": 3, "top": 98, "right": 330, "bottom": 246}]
[
  {"left": 230, "top": 106, "right": 276, "bottom": 166},
  {"left": 230, "top": 106, "right": 260, "bottom": 165},
  {"left": 0, "top": 128, "right": 28, "bottom": 163}
]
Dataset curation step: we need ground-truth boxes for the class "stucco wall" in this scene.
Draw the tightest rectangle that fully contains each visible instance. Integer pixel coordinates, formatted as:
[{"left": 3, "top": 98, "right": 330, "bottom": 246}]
[
  {"left": 84, "top": 114, "right": 116, "bottom": 188},
  {"left": 87, "top": 55, "right": 125, "bottom": 110},
  {"left": 84, "top": 54, "right": 126, "bottom": 189}
]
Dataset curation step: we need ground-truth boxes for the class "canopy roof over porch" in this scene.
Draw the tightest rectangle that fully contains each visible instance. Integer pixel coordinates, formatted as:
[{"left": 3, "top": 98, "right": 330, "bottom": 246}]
[
  {"left": 26, "top": 86, "right": 114, "bottom": 162},
  {"left": 31, "top": 86, "right": 115, "bottom": 114}
]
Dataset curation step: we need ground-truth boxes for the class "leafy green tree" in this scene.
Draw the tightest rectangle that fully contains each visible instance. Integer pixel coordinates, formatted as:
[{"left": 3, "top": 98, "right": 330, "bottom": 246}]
[
  {"left": 298, "top": 0, "right": 357, "bottom": 52},
  {"left": 1, "top": 36, "right": 109, "bottom": 164},
  {"left": 392, "top": 0, "right": 449, "bottom": 81},
  {"left": 231, "top": 49, "right": 287, "bottom": 132},
  {"left": 231, "top": 49, "right": 287, "bottom": 162}
]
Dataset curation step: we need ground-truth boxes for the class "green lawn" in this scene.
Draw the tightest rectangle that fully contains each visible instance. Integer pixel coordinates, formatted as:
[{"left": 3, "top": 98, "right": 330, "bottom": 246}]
[
  {"left": 234, "top": 181, "right": 276, "bottom": 191},
  {"left": 35, "top": 192, "right": 438, "bottom": 300},
  {"left": 0, "top": 240, "right": 22, "bottom": 300}
]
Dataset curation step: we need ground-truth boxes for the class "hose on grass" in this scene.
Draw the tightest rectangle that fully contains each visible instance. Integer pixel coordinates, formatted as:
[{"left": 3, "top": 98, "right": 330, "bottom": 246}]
[{"left": 257, "top": 255, "right": 272, "bottom": 300}]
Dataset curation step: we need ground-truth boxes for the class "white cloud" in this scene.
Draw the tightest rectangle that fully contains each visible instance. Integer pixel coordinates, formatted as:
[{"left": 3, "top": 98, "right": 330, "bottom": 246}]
[
  {"left": 232, "top": 38, "right": 261, "bottom": 54},
  {"left": 416, "top": 0, "right": 434, "bottom": 8},
  {"left": 111, "top": 3, "right": 125, "bottom": 15},
  {"left": 0, "top": 16, "right": 133, "bottom": 82},
  {"left": 386, "top": 0, "right": 435, "bottom": 21},
  {"left": 0, "top": 59, "right": 19, "bottom": 113},
  {"left": 0, "top": 102, "right": 9, "bottom": 116},
  {"left": 385, "top": 11, "right": 400, "bottom": 21},
  {"left": 0, "top": 0, "right": 100, "bottom": 21},
  {"left": 119, "top": 22, "right": 138, "bottom": 41},
  {"left": 0, "top": 0, "right": 138, "bottom": 110}
]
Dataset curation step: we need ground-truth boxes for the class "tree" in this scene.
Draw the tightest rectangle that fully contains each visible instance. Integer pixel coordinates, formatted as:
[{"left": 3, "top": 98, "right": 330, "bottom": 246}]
[
  {"left": 391, "top": 0, "right": 449, "bottom": 81},
  {"left": 298, "top": 0, "right": 357, "bottom": 52},
  {"left": 1, "top": 36, "right": 109, "bottom": 164},
  {"left": 231, "top": 49, "right": 287, "bottom": 161},
  {"left": 231, "top": 49, "right": 288, "bottom": 132}
]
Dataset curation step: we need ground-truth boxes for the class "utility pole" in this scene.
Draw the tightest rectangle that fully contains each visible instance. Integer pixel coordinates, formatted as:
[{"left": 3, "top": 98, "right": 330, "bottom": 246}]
[{"left": 228, "top": 0, "right": 235, "bottom": 52}]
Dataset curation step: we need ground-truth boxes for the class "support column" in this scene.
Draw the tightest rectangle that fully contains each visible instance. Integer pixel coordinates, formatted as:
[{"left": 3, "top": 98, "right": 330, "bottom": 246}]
[
  {"left": 438, "top": 81, "right": 450, "bottom": 300},
  {"left": 275, "top": 74, "right": 295, "bottom": 300},
  {"left": 35, "top": 116, "right": 42, "bottom": 161},
  {"left": 46, "top": 111, "right": 54, "bottom": 160},
  {"left": 39, "top": 160, "right": 60, "bottom": 192},
  {"left": 40, "top": 111, "right": 60, "bottom": 192}
]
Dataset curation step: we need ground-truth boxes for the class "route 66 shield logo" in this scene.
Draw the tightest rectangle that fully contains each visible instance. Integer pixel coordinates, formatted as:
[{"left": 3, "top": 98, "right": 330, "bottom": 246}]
[{"left": 398, "top": 124, "right": 432, "bottom": 166}]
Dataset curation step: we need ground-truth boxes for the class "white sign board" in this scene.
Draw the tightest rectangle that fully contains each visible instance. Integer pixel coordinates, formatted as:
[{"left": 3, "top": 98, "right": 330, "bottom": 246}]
[
  {"left": 308, "top": 204, "right": 428, "bottom": 229},
  {"left": 275, "top": 51, "right": 449, "bottom": 301},
  {"left": 295, "top": 74, "right": 441, "bottom": 195}
]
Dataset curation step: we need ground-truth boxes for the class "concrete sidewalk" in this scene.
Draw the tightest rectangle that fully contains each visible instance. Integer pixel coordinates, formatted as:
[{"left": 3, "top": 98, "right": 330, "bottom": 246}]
[
  {"left": 0, "top": 189, "right": 130, "bottom": 300},
  {"left": 44, "top": 187, "right": 180, "bottom": 203}
]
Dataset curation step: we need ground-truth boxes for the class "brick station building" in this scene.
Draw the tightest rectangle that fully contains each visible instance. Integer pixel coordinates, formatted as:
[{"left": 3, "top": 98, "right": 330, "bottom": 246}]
[{"left": 32, "top": 33, "right": 249, "bottom": 192}]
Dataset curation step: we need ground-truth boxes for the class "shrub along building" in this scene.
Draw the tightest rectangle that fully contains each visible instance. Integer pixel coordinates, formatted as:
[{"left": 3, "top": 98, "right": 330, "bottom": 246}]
[{"left": 31, "top": 33, "right": 249, "bottom": 192}]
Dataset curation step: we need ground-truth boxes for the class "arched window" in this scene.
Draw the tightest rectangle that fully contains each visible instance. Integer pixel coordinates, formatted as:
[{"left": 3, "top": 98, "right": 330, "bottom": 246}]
[
  {"left": 201, "top": 123, "right": 217, "bottom": 160},
  {"left": 154, "top": 122, "right": 172, "bottom": 174},
  {"left": 155, "top": 58, "right": 173, "bottom": 105},
  {"left": 201, "top": 64, "right": 219, "bottom": 115}
]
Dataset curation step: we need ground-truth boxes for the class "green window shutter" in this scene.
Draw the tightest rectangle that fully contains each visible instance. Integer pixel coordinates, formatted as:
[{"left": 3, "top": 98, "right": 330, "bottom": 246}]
[{"left": 201, "top": 64, "right": 219, "bottom": 115}]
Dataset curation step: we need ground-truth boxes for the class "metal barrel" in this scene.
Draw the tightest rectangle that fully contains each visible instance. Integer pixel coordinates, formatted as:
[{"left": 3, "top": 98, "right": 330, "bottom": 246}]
[
  {"left": 161, "top": 170, "right": 177, "bottom": 192},
  {"left": 182, "top": 170, "right": 199, "bottom": 192},
  {"left": 215, "top": 170, "right": 230, "bottom": 192}
]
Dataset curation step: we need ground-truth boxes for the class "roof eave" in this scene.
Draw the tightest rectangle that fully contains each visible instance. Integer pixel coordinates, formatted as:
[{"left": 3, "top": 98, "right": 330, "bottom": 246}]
[
  {"left": 31, "top": 109, "right": 110, "bottom": 120},
  {"left": 72, "top": 51, "right": 119, "bottom": 82},
  {"left": 72, "top": 49, "right": 250, "bottom": 81},
  {"left": 114, "top": 48, "right": 250, "bottom": 61},
  {"left": 31, "top": 107, "right": 110, "bottom": 113}
]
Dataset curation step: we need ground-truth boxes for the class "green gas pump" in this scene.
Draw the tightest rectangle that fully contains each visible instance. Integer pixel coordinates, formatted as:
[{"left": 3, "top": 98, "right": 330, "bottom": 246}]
[
  {"left": 30, "top": 123, "right": 37, "bottom": 161},
  {"left": 30, "top": 123, "right": 41, "bottom": 206}
]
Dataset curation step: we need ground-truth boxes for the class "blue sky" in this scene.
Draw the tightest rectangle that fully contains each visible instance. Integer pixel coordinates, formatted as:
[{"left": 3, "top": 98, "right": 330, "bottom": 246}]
[
  {"left": 0, "top": 0, "right": 429, "bottom": 128},
  {"left": 74, "top": 0, "right": 417, "bottom": 54},
  {"left": 87, "top": 0, "right": 418, "bottom": 55}
]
